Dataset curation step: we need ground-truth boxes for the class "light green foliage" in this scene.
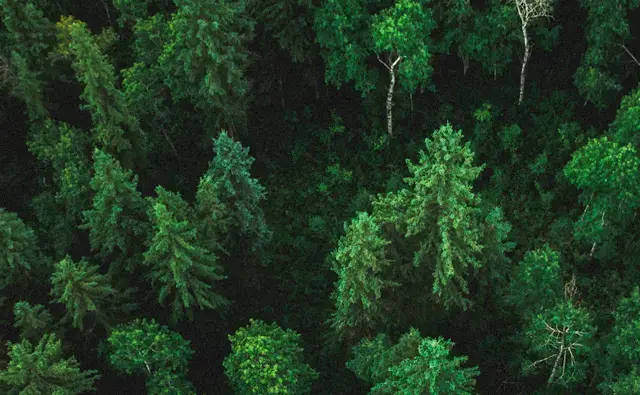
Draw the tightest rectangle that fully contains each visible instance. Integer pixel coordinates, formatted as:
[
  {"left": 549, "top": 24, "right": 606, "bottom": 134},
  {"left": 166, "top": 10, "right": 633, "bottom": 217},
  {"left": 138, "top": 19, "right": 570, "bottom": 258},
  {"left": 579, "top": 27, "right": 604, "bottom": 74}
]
[
  {"left": 50, "top": 255, "right": 115, "bottom": 331},
  {"left": 13, "top": 301, "right": 52, "bottom": 341},
  {"left": 564, "top": 137, "right": 640, "bottom": 258},
  {"left": 348, "top": 328, "right": 479, "bottom": 394},
  {"left": 371, "top": 0, "right": 435, "bottom": 93},
  {"left": 610, "top": 85, "right": 640, "bottom": 150},
  {"left": 0, "top": 208, "right": 49, "bottom": 294},
  {"left": 506, "top": 245, "right": 563, "bottom": 316},
  {"left": 107, "top": 318, "right": 194, "bottom": 392},
  {"left": 522, "top": 300, "right": 596, "bottom": 388},
  {"left": 80, "top": 149, "right": 149, "bottom": 259},
  {"left": 144, "top": 186, "right": 228, "bottom": 322},
  {"left": 401, "top": 123, "right": 485, "bottom": 308},
  {"left": 329, "top": 212, "right": 397, "bottom": 342},
  {"left": 160, "top": 0, "right": 254, "bottom": 134},
  {"left": 195, "top": 131, "right": 271, "bottom": 254},
  {"left": 57, "top": 17, "right": 142, "bottom": 159},
  {"left": 223, "top": 319, "right": 319, "bottom": 394},
  {"left": 574, "top": 0, "right": 639, "bottom": 108},
  {"left": 0, "top": 333, "right": 99, "bottom": 394}
]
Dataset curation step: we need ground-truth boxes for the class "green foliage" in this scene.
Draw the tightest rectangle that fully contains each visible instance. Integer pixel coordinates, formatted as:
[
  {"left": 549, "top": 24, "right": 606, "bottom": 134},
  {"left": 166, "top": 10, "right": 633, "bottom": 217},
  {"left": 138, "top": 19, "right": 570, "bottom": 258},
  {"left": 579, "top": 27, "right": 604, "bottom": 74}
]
[
  {"left": 160, "top": 0, "right": 254, "bottom": 134},
  {"left": 80, "top": 149, "right": 149, "bottom": 260},
  {"left": 329, "top": 211, "right": 397, "bottom": 342},
  {"left": 144, "top": 186, "right": 228, "bottom": 322},
  {"left": 106, "top": 318, "right": 194, "bottom": 392},
  {"left": 522, "top": 300, "right": 596, "bottom": 388},
  {"left": 50, "top": 255, "right": 115, "bottom": 331},
  {"left": 0, "top": 333, "right": 99, "bottom": 394},
  {"left": 195, "top": 131, "right": 271, "bottom": 254},
  {"left": 610, "top": 85, "right": 640, "bottom": 150},
  {"left": 10, "top": 51, "right": 48, "bottom": 121},
  {"left": 223, "top": 319, "right": 319, "bottom": 394},
  {"left": 0, "top": 208, "right": 49, "bottom": 295},
  {"left": 13, "top": 301, "right": 52, "bottom": 341},
  {"left": 347, "top": 328, "right": 479, "bottom": 394},
  {"left": 506, "top": 245, "right": 564, "bottom": 316},
  {"left": 112, "top": 0, "right": 153, "bottom": 26}
]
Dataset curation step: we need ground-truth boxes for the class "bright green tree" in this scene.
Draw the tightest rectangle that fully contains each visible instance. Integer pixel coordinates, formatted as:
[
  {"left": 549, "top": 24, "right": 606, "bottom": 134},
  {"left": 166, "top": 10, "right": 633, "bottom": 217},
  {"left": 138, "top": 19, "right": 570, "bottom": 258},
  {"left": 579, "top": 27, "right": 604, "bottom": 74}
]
[
  {"left": 0, "top": 208, "right": 49, "bottom": 297},
  {"left": 160, "top": 0, "right": 254, "bottom": 135},
  {"left": 106, "top": 318, "right": 195, "bottom": 394},
  {"left": 144, "top": 186, "right": 228, "bottom": 323},
  {"left": 347, "top": 328, "right": 479, "bottom": 394},
  {"left": 50, "top": 255, "right": 115, "bottom": 331},
  {"left": 329, "top": 211, "right": 397, "bottom": 342},
  {"left": 223, "top": 319, "right": 319, "bottom": 394},
  {"left": 13, "top": 301, "right": 52, "bottom": 342},
  {"left": 80, "top": 149, "right": 149, "bottom": 264},
  {"left": 195, "top": 131, "right": 271, "bottom": 255},
  {"left": 610, "top": 85, "right": 640, "bottom": 150},
  {"left": 0, "top": 333, "right": 99, "bottom": 394}
]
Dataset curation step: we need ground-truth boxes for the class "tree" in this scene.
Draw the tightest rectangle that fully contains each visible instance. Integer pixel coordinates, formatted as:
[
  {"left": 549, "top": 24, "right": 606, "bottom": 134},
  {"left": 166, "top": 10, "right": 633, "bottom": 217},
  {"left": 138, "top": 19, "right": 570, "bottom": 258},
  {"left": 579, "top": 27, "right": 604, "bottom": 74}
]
[
  {"left": 159, "top": 0, "right": 255, "bottom": 136},
  {"left": 223, "top": 319, "right": 319, "bottom": 394},
  {"left": 514, "top": 0, "right": 554, "bottom": 105},
  {"left": 106, "top": 318, "right": 195, "bottom": 394},
  {"left": 0, "top": 333, "right": 99, "bottom": 394},
  {"left": 13, "top": 301, "right": 52, "bottom": 342},
  {"left": 347, "top": 328, "right": 479, "bottom": 394},
  {"left": 195, "top": 131, "right": 271, "bottom": 255},
  {"left": 144, "top": 186, "right": 228, "bottom": 323},
  {"left": 50, "top": 255, "right": 116, "bottom": 331},
  {"left": 80, "top": 149, "right": 149, "bottom": 265},
  {"left": 0, "top": 208, "right": 49, "bottom": 297},
  {"left": 329, "top": 211, "right": 397, "bottom": 342}
]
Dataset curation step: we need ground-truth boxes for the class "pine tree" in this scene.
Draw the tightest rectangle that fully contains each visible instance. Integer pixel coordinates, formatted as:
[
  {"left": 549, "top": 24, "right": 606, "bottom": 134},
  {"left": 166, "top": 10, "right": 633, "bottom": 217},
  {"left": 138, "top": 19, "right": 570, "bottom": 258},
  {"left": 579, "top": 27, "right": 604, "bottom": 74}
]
[
  {"left": 195, "top": 131, "right": 271, "bottom": 255},
  {"left": 144, "top": 186, "right": 228, "bottom": 323},
  {"left": 160, "top": 0, "right": 254, "bottom": 135},
  {"left": 0, "top": 208, "right": 50, "bottom": 298},
  {"left": 80, "top": 149, "right": 149, "bottom": 264},
  {"left": 223, "top": 319, "right": 319, "bottom": 394},
  {"left": 13, "top": 301, "right": 52, "bottom": 341},
  {"left": 329, "top": 211, "right": 397, "bottom": 342},
  {"left": 50, "top": 255, "right": 115, "bottom": 331},
  {"left": 106, "top": 318, "right": 195, "bottom": 393},
  {"left": 0, "top": 333, "right": 99, "bottom": 394}
]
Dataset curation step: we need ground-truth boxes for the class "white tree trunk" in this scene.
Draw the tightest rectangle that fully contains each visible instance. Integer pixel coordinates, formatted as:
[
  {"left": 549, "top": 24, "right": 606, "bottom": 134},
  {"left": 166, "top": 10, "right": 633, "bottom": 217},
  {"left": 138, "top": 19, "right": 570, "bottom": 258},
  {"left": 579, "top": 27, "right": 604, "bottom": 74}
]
[
  {"left": 386, "top": 66, "right": 396, "bottom": 136},
  {"left": 519, "top": 24, "right": 531, "bottom": 105}
]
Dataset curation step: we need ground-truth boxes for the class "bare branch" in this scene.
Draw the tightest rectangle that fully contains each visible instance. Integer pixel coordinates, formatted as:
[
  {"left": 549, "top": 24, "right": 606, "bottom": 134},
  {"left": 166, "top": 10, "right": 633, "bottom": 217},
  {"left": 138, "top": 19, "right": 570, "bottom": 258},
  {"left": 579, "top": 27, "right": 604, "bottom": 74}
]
[{"left": 617, "top": 43, "right": 640, "bottom": 67}]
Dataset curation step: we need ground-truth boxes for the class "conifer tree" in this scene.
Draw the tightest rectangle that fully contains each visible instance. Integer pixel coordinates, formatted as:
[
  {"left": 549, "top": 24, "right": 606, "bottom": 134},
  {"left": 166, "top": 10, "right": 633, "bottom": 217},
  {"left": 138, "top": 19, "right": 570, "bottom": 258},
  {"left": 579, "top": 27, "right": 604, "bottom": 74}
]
[
  {"left": 80, "top": 149, "right": 149, "bottom": 264},
  {"left": 13, "top": 301, "right": 52, "bottom": 342},
  {"left": 144, "top": 186, "right": 228, "bottom": 322},
  {"left": 329, "top": 211, "right": 397, "bottom": 342},
  {"left": 50, "top": 255, "right": 115, "bottom": 331},
  {"left": 348, "top": 328, "right": 479, "bottom": 394},
  {"left": 106, "top": 318, "right": 195, "bottom": 394},
  {"left": 160, "top": 0, "right": 254, "bottom": 135},
  {"left": 223, "top": 319, "right": 319, "bottom": 394},
  {"left": 195, "top": 131, "right": 271, "bottom": 255},
  {"left": 0, "top": 333, "right": 99, "bottom": 394},
  {"left": 0, "top": 208, "right": 50, "bottom": 297}
]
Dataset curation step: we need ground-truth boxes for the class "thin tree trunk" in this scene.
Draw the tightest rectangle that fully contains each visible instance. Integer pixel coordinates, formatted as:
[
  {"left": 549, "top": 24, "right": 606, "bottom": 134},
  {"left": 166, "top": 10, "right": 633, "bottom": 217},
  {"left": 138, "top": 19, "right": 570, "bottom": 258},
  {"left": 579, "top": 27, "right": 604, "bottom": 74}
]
[
  {"left": 279, "top": 78, "right": 285, "bottom": 111},
  {"left": 519, "top": 24, "right": 530, "bottom": 105},
  {"left": 386, "top": 65, "right": 396, "bottom": 137}
]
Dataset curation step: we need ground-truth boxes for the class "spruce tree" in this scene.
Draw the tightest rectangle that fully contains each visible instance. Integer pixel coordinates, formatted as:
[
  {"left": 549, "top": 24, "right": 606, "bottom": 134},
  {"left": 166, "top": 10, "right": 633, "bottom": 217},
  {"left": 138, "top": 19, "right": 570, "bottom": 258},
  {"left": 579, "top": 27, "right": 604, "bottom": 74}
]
[
  {"left": 50, "top": 255, "right": 115, "bottom": 331},
  {"left": 223, "top": 319, "right": 319, "bottom": 394},
  {"left": 0, "top": 333, "right": 99, "bottom": 394},
  {"left": 144, "top": 186, "right": 228, "bottom": 322},
  {"left": 13, "top": 301, "right": 52, "bottom": 342}
]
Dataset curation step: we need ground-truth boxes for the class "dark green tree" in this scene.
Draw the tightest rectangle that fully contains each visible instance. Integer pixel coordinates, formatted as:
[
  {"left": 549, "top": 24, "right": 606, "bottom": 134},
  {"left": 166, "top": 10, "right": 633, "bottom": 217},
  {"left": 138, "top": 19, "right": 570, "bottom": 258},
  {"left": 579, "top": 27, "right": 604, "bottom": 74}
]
[
  {"left": 144, "top": 186, "right": 228, "bottom": 323},
  {"left": 50, "top": 255, "right": 116, "bottom": 331},
  {"left": 223, "top": 319, "right": 319, "bottom": 394},
  {"left": 0, "top": 333, "right": 99, "bottom": 394},
  {"left": 13, "top": 301, "right": 52, "bottom": 342}
]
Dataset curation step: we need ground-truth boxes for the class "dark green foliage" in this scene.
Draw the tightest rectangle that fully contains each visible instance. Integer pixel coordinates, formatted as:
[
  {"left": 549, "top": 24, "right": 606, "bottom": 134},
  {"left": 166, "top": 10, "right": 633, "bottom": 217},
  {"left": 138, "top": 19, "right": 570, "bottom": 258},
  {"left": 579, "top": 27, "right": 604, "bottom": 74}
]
[
  {"left": 195, "top": 131, "right": 271, "bottom": 255},
  {"left": 144, "top": 186, "right": 228, "bottom": 323},
  {"left": 106, "top": 318, "right": 195, "bottom": 393},
  {"left": 223, "top": 319, "right": 318, "bottom": 394},
  {"left": 50, "top": 255, "right": 115, "bottom": 331},
  {"left": 13, "top": 301, "right": 52, "bottom": 341},
  {"left": 0, "top": 333, "right": 99, "bottom": 394},
  {"left": 347, "top": 328, "right": 479, "bottom": 394}
]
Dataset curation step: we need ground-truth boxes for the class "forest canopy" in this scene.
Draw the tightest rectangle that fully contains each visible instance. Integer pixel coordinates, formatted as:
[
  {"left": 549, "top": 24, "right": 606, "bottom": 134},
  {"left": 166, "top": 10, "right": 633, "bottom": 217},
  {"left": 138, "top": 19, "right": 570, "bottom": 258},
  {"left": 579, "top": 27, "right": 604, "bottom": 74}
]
[{"left": 0, "top": 0, "right": 639, "bottom": 393}]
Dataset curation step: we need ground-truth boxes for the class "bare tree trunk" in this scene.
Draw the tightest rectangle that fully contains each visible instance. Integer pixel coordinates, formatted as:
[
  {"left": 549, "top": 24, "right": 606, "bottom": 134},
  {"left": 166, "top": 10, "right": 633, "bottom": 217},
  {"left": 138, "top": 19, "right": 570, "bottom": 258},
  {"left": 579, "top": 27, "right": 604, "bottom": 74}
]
[
  {"left": 386, "top": 65, "right": 396, "bottom": 137},
  {"left": 279, "top": 78, "right": 286, "bottom": 111},
  {"left": 519, "top": 24, "right": 530, "bottom": 105}
]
